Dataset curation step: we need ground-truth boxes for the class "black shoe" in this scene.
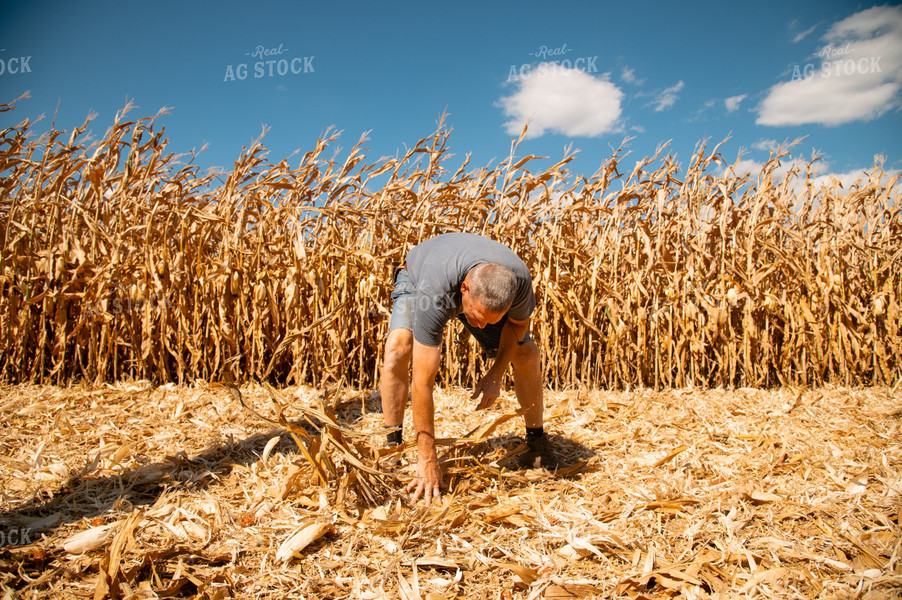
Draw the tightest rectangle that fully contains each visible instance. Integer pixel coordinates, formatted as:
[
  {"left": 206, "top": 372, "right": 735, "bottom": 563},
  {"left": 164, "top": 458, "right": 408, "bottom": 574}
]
[{"left": 515, "top": 434, "right": 571, "bottom": 471}]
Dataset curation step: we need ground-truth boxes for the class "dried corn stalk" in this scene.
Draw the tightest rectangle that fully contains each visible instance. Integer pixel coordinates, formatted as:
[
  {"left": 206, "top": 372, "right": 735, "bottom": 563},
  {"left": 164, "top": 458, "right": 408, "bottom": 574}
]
[
  {"left": 223, "top": 381, "right": 396, "bottom": 505},
  {"left": 0, "top": 99, "right": 899, "bottom": 389}
]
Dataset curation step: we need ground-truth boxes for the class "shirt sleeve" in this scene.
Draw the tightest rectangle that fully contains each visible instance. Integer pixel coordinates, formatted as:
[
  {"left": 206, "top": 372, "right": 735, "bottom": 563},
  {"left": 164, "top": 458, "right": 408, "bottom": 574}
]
[{"left": 507, "top": 277, "right": 536, "bottom": 321}]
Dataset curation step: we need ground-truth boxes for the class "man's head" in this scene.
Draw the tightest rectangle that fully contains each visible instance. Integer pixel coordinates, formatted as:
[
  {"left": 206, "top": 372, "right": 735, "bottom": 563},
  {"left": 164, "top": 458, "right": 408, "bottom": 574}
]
[{"left": 460, "top": 263, "right": 517, "bottom": 328}]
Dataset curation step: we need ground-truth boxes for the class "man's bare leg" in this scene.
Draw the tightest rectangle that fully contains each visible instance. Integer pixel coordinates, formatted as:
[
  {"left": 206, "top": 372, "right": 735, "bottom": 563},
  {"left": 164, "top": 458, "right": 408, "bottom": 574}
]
[
  {"left": 511, "top": 339, "right": 543, "bottom": 429},
  {"left": 381, "top": 328, "right": 414, "bottom": 435},
  {"left": 511, "top": 340, "right": 568, "bottom": 469}
]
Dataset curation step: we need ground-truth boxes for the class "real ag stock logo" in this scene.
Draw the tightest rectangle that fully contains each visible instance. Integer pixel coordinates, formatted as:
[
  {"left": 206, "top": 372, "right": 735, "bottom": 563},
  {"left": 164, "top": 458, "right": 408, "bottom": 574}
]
[
  {"left": 224, "top": 43, "right": 314, "bottom": 82},
  {"left": 0, "top": 527, "right": 32, "bottom": 547},
  {"left": 0, "top": 48, "right": 32, "bottom": 76},
  {"left": 791, "top": 43, "right": 882, "bottom": 81},
  {"left": 507, "top": 43, "right": 598, "bottom": 82}
]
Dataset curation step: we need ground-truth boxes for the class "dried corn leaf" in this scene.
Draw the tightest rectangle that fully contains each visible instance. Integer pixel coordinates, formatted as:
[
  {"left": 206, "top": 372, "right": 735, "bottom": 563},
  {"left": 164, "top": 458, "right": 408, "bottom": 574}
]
[
  {"left": 275, "top": 521, "right": 331, "bottom": 562},
  {"left": 544, "top": 583, "right": 603, "bottom": 598},
  {"left": 61, "top": 522, "right": 119, "bottom": 554}
]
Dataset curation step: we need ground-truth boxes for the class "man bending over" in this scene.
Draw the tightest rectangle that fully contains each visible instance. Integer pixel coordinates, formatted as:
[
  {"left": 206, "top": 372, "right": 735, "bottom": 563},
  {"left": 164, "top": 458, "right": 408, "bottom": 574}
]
[{"left": 380, "top": 232, "right": 566, "bottom": 505}]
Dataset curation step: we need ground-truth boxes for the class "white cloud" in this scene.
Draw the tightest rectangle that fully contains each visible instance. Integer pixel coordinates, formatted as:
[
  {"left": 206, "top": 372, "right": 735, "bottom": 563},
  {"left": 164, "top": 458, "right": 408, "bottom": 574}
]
[
  {"left": 725, "top": 94, "right": 747, "bottom": 113},
  {"left": 649, "top": 81, "right": 684, "bottom": 112},
  {"left": 807, "top": 169, "right": 872, "bottom": 190},
  {"left": 684, "top": 98, "right": 716, "bottom": 122},
  {"left": 790, "top": 22, "right": 818, "bottom": 43},
  {"left": 792, "top": 27, "right": 817, "bottom": 43},
  {"left": 622, "top": 66, "right": 644, "bottom": 85},
  {"left": 498, "top": 64, "right": 623, "bottom": 139},
  {"left": 752, "top": 139, "right": 779, "bottom": 152},
  {"left": 723, "top": 154, "right": 898, "bottom": 195},
  {"left": 757, "top": 5, "right": 902, "bottom": 126},
  {"left": 727, "top": 157, "right": 766, "bottom": 178}
]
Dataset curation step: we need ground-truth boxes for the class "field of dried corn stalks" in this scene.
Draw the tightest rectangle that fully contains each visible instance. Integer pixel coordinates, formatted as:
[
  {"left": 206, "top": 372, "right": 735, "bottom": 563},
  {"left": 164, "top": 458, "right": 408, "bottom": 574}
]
[
  {"left": 1, "top": 99, "right": 901, "bottom": 598},
  {"left": 1, "top": 97, "right": 900, "bottom": 390}
]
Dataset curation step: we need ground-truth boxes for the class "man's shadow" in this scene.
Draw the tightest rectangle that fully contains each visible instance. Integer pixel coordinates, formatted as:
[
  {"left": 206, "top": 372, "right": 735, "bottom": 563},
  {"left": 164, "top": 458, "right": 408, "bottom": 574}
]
[
  {"left": 1, "top": 388, "right": 598, "bottom": 548},
  {"left": 0, "top": 420, "right": 315, "bottom": 547},
  {"left": 462, "top": 433, "right": 596, "bottom": 470},
  {"left": 330, "top": 390, "right": 384, "bottom": 427},
  {"left": 426, "top": 432, "right": 598, "bottom": 499},
  {"left": 328, "top": 390, "right": 600, "bottom": 482},
  {"left": 0, "top": 384, "right": 402, "bottom": 549}
]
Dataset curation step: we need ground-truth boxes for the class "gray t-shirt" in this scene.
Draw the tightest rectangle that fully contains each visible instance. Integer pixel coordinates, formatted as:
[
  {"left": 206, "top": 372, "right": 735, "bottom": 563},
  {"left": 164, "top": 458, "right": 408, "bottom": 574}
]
[{"left": 404, "top": 233, "right": 536, "bottom": 346}]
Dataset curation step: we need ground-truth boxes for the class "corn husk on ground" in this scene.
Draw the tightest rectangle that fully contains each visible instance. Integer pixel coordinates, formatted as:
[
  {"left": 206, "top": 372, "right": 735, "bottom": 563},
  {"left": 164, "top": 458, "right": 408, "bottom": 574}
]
[
  {"left": 1, "top": 99, "right": 901, "bottom": 599},
  {"left": 1, "top": 382, "right": 900, "bottom": 599},
  {"left": 1, "top": 98, "right": 900, "bottom": 390}
]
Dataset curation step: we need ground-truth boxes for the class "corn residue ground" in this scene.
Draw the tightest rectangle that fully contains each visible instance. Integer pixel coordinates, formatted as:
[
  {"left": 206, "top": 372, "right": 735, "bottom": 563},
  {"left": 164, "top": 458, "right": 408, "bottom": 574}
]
[{"left": 0, "top": 382, "right": 900, "bottom": 599}]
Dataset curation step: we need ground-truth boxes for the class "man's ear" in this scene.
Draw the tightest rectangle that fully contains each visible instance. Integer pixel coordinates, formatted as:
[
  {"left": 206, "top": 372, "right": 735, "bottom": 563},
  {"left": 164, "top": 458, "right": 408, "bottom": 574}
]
[{"left": 460, "top": 275, "right": 470, "bottom": 294}]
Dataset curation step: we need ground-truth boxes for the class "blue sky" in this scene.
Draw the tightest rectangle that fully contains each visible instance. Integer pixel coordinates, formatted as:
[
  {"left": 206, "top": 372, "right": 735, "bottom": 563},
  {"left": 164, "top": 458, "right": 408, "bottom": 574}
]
[{"left": 1, "top": 0, "right": 900, "bottom": 186}]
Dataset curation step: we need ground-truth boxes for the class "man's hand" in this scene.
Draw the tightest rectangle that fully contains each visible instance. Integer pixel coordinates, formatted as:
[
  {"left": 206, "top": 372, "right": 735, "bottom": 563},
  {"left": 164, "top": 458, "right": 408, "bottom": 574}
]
[
  {"left": 408, "top": 341, "right": 443, "bottom": 505},
  {"left": 471, "top": 370, "right": 502, "bottom": 411},
  {"left": 406, "top": 455, "right": 443, "bottom": 506}
]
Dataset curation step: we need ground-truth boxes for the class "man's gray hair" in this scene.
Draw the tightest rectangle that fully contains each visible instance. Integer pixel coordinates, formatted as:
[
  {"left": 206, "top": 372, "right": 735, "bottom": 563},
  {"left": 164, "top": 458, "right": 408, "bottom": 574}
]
[{"left": 468, "top": 263, "right": 517, "bottom": 313}]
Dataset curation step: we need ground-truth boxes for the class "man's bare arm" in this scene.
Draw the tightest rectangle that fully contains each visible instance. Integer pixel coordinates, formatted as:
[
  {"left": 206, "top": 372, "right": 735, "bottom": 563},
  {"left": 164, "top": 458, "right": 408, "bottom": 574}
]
[
  {"left": 472, "top": 316, "right": 531, "bottom": 411},
  {"left": 406, "top": 339, "right": 443, "bottom": 505}
]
